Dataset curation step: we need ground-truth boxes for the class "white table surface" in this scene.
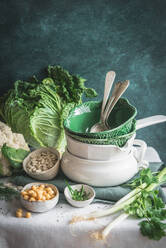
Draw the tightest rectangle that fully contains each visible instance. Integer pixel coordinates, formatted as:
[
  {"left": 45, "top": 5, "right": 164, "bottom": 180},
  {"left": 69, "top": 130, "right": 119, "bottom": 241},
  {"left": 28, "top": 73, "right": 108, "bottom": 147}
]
[{"left": 0, "top": 147, "right": 165, "bottom": 248}]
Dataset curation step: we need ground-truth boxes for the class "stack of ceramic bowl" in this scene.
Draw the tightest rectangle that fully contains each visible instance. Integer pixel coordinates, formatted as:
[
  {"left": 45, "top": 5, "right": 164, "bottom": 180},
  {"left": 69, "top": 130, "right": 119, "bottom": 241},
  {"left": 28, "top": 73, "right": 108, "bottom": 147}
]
[
  {"left": 64, "top": 98, "right": 137, "bottom": 147},
  {"left": 61, "top": 98, "right": 148, "bottom": 187}
]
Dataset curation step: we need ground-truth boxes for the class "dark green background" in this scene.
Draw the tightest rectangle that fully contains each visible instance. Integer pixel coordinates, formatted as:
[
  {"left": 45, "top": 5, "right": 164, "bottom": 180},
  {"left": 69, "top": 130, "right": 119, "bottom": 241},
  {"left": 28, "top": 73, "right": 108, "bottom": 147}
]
[{"left": 0, "top": 0, "right": 165, "bottom": 161}]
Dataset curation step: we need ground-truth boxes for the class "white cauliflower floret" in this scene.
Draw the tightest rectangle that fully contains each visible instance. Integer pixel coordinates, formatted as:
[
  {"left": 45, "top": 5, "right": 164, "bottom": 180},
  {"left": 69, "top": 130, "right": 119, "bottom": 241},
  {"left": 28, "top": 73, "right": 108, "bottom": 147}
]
[
  {"left": 0, "top": 121, "right": 29, "bottom": 150},
  {"left": 12, "top": 133, "right": 29, "bottom": 150},
  {"left": 0, "top": 121, "right": 29, "bottom": 176},
  {"left": 0, "top": 121, "right": 13, "bottom": 148}
]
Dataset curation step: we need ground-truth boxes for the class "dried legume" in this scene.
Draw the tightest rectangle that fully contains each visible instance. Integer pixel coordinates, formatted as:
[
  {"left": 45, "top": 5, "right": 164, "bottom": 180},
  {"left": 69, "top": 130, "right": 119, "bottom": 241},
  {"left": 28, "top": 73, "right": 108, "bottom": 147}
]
[{"left": 26, "top": 151, "right": 57, "bottom": 173}]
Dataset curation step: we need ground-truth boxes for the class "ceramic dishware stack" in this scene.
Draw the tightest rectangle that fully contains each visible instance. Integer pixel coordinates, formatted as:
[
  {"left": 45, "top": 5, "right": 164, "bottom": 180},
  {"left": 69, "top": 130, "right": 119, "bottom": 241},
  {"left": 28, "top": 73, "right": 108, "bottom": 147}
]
[
  {"left": 64, "top": 98, "right": 137, "bottom": 147},
  {"left": 62, "top": 72, "right": 166, "bottom": 187},
  {"left": 62, "top": 100, "right": 166, "bottom": 187},
  {"left": 62, "top": 127, "right": 149, "bottom": 186}
]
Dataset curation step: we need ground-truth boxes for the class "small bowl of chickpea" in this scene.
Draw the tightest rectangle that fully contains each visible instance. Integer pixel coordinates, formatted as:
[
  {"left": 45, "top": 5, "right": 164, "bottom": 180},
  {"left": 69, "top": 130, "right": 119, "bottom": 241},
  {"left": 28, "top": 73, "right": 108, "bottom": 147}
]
[{"left": 20, "top": 182, "right": 59, "bottom": 212}]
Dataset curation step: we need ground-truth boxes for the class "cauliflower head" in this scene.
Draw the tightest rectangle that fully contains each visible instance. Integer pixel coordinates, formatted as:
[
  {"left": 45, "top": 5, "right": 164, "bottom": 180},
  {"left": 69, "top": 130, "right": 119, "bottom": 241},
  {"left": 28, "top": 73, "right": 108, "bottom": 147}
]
[{"left": 0, "top": 121, "right": 29, "bottom": 176}]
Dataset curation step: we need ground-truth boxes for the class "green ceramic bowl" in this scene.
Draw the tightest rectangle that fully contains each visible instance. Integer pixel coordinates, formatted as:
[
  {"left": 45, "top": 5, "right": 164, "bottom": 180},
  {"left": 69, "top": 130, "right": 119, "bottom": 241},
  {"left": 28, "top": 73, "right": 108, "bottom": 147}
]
[
  {"left": 64, "top": 98, "right": 137, "bottom": 139},
  {"left": 65, "top": 119, "right": 136, "bottom": 147}
]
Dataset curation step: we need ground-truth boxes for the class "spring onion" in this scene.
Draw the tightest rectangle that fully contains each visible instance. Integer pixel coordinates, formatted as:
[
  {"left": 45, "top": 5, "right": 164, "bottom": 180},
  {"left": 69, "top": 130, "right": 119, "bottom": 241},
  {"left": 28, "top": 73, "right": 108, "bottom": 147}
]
[{"left": 70, "top": 167, "right": 166, "bottom": 241}]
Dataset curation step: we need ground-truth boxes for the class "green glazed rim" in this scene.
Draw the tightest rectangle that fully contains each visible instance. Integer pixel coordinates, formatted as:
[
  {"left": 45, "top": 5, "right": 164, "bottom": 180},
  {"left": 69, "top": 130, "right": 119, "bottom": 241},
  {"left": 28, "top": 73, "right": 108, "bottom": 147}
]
[
  {"left": 65, "top": 119, "right": 136, "bottom": 141},
  {"left": 64, "top": 98, "right": 137, "bottom": 138},
  {"left": 65, "top": 119, "right": 136, "bottom": 147}
]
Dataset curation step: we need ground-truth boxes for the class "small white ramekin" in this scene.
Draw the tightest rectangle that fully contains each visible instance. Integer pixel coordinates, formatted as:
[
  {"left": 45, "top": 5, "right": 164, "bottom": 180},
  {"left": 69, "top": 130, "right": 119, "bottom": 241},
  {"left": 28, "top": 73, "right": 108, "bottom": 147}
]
[{"left": 64, "top": 184, "right": 95, "bottom": 208}]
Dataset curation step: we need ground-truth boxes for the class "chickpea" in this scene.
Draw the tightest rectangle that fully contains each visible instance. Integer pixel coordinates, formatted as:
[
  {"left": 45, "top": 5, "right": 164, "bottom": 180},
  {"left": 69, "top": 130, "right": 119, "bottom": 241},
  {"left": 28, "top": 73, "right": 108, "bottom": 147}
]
[
  {"left": 37, "top": 195, "right": 42, "bottom": 201},
  {"left": 21, "top": 191, "right": 27, "bottom": 196},
  {"left": 29, "top": 197, "right": 36, "bottom": 202},
  {"left": 45, "top": 194, "right": 51, "bottom": 200},
  {"left": 31, "top": 185, "right": 37, "bottom": 191},
  {"left": 37, "top": 190, "right": 43, "bottom": 200},
  {"left": 51, "top": 194, "right": 55, "bottom": 199},
  {"left": 49, "top": 195, "right": 55, "bottom": 200},
  {"left": 28, "top": 190, "right": 37, "bottom": 198},
  {"left": 39, "top": 184, "right": 45, "bottom": 189},
  {"left": 17, "top": 208, "right": 23, "bottom": 213},
  {"left": 43, "top": 191, "right": 47, "bottom": 196},
  {"left": 49, "top": 189, "right": 55, "bottom": 195},
  {"left": 45, "top": 187, "right": 52, "bottom": 193},
  {"left": 42, "top": 196, "right": 46, "bottom": 201},
  {"left": 33, "top": 192, "right": 37, "bottom": 198},
  {"left": 23, "top": 195, "right": 29, "bottom": 201},
  {"left": 22, "top": 184, "right": 56, "bottom": 202},
  {"left": 25, "top": 212, "right": 31, "bottom": 218},
  {"left": 16, "top": 211, "right": 23, "bottom": 218},
  {"left": 28, "top": 190, "right": 35, "bottom": 196}
]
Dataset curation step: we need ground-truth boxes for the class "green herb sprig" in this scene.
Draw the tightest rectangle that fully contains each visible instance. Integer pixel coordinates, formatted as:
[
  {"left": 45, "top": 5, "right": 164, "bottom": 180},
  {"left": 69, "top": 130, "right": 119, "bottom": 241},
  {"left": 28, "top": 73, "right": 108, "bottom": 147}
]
[
  {"left": 65, "top": 181, "right": 90, "bottom": 201},
  {"left": 0, "top": 184, "right": 20, "bottom": 201},
  {"left": 124, "top": 168, "right": 166, "bottom": 240},
  {"left": 128, "top": 168, "right": 159, "bottom": 188}
]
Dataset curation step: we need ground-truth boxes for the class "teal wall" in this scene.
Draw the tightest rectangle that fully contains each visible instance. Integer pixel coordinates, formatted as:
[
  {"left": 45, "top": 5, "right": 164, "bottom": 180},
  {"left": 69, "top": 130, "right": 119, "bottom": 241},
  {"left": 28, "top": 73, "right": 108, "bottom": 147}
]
[{"left": 0, "top": 0, "right": 165, "bottom": 161}]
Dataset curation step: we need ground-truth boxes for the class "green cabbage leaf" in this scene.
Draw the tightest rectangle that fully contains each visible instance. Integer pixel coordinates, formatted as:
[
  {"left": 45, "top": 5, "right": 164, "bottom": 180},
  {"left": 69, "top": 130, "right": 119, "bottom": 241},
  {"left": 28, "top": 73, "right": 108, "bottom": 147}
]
[
  {"left": 0, "top": 66, "right": 97, "bottom": 152},
  {"left": 1, "top": 144, "right": 30, "bottom": 169}
]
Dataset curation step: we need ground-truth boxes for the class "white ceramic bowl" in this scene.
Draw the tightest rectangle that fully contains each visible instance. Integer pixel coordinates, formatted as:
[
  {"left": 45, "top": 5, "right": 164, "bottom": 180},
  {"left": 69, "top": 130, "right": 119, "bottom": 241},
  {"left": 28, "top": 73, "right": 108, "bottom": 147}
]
[
  {"left": 64, "top": 184, "right": 95, "bottom": 208},
  {"left": 66, "top": 134, "right": 136, "bottom": 161},
  {"left": 61, "top": 140, "right": 148, "bottom": 187},
  {"left": 20, "top": 182, "right": 59, "bottom": 212},
  {"left": 23, "top": 147, "right": 60, "bottom": 180}
]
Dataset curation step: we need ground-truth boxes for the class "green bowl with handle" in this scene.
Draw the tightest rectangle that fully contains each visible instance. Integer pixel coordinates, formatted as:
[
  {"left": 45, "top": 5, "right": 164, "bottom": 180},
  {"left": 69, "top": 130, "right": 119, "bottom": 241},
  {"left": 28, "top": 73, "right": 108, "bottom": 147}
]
[
  {"left": 65, "top": 119, "right": 136, "bottom": 147},
  {"left": 64, "top": 98, "right": 137, "bottom": 139}
]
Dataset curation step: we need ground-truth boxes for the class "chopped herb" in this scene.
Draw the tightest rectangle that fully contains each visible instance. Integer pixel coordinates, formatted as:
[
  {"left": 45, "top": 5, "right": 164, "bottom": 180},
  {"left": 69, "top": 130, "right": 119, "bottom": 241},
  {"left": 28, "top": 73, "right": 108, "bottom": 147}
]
[{"left": 65, "top": 181, "right": 90, "bottom": 201}]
